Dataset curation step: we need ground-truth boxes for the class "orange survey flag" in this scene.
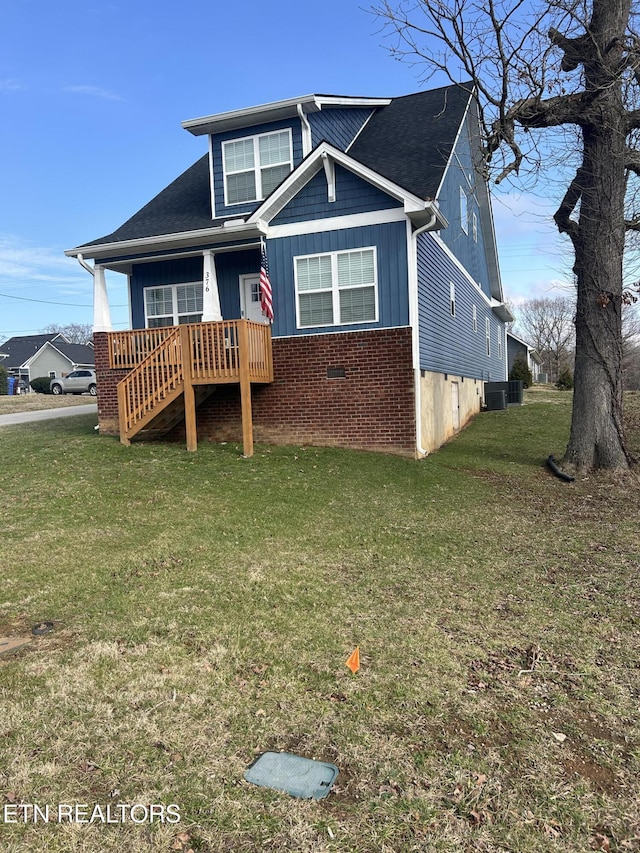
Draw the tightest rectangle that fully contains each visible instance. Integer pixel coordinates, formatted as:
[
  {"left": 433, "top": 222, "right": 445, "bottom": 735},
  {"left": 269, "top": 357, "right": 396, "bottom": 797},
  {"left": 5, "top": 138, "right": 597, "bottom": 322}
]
[{"left": 345, "top": 646, "right": 360, "bottom": 673}]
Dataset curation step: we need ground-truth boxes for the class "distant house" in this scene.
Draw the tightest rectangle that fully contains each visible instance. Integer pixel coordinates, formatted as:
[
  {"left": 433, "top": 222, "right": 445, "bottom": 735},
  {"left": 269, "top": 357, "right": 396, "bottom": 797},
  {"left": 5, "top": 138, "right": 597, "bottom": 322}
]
[
  {"left": 66, "top": 83, "right": 513, "bottom": 457},
  {"left": 0, "top": 333, "right": 95, "bottom": 389},
  {"left": 507, "top": 332, "right": 544, "bottom": 382}
]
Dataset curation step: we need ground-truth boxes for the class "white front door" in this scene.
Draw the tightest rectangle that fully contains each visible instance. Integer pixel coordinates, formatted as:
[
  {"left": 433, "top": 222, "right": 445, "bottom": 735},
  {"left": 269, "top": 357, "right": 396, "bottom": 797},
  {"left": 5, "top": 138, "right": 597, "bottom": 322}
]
[{"left": 240, "top": 275, "right": 268, "bottom": 324}]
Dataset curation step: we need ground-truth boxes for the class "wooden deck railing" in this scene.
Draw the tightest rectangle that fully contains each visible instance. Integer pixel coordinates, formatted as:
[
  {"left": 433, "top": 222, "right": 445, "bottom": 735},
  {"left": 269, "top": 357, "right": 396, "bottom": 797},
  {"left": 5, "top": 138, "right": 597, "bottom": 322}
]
[
  {"left": 108, "top": 320, "right": 273, "bottom": 382},
  {"left": 109, "top": 327, "right": 177, "bottom": 369},
  {"left": 111, "top": 320, "right": 273, "bottom": 451}
]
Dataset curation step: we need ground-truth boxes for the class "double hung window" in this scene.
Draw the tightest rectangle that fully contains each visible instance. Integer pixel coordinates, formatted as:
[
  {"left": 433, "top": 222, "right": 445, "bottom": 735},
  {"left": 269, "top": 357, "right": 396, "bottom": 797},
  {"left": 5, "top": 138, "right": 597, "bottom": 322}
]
[
  {"left": 144, "top": 283, "right": 203, "bottom": 328},
  {"left": 295, "top": 248, "right": 378, "bottom": 328},
  {"left": 223, "top": 129, "right": 293, "bottom": 205}
]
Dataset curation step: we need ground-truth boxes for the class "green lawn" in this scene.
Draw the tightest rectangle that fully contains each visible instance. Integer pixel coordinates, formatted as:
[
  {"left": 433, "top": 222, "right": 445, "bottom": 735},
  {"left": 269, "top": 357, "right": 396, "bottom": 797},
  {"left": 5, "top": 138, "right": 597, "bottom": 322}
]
[{"left": 0, "top": 390, "right": 638, "bottom": 852}]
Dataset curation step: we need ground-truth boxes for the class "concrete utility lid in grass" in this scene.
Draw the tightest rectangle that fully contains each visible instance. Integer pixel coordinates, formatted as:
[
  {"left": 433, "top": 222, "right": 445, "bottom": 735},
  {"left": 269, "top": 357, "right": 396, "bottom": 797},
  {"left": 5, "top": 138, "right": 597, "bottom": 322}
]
[{"left": 244, "top": 752, "right": 339, "bottom": 800}]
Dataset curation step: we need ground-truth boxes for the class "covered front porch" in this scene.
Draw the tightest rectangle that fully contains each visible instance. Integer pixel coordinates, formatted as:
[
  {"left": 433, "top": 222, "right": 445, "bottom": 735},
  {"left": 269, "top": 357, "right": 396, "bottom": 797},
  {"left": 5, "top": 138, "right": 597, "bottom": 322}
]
[
  {"left": 104, "top": 319, "right": 273, "bottom": 456},
  {"left": 77, "top": 231, "right": 274, "bottom": 456}
]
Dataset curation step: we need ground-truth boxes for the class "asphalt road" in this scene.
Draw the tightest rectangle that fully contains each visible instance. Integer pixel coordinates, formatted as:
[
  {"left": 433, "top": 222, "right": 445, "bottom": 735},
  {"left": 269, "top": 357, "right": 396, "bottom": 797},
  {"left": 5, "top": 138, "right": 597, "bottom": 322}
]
[{"left": 0, "top": 403, "right": 98, "bottom": 427}]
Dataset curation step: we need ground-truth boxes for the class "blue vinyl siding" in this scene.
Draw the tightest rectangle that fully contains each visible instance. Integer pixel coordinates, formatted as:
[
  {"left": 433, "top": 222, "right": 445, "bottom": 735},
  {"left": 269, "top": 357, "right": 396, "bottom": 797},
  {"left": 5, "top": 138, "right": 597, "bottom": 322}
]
[
  {"left": 212, "top": 119, "right": 304, "bottom": 218},
  {"left": 268, "top": 222, "right": 409, "bottom": 337},
  {"left": 130, "top": 251, "right": 260, "bottom": 328},
  {"left": 436, "top": 114, "right": 492, "bottom": 299},
  {"left": 131, "top": 257, "right": 203, "bottom": 329},
  {"left": 272, "top": 165, "right": 403, "bottom": 225},
  {"left": 308, "top": 108, "right": 375, "bottom": 151},
  {"left": 417, "top": 231, "right": 505, "bottom": 380}
]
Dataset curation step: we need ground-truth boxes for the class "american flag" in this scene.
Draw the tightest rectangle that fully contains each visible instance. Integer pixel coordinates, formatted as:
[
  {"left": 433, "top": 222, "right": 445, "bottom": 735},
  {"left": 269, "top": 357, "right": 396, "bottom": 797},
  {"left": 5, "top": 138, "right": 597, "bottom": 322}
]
[{"left": 259, "top": 244, "right": 274, "bottom": 322}]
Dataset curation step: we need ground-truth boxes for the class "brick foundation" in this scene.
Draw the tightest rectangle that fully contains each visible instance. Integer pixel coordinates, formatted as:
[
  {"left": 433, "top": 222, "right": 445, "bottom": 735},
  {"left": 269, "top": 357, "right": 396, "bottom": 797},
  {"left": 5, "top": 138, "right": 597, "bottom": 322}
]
[
  {"left": 95, "top": 328, "right": 417, "bottom": 456},
  {"left": 93, "top": 332, "right": 126, "bottom": 434}
]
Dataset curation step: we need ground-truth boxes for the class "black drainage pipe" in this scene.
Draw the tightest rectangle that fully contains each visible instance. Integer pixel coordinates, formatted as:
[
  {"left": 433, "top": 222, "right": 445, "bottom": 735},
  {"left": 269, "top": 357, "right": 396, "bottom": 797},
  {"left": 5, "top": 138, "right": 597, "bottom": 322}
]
[{"left": 547, "top": 455, "right": 575, "bottom": 482}]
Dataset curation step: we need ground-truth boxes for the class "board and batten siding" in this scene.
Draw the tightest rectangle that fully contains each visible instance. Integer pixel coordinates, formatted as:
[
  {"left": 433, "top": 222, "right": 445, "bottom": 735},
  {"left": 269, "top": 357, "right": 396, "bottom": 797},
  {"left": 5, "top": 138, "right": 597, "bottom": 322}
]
[
  {"left": 435, "top": 114, "right": 492, "bottom": 300},
  {"left": 129, "top": 251, "right": 263, "bottom": 329},
  {"left": 417, "top": 231, "right": 505, "bottom": 380},
  {"left": 271, "top": 165, "right": 403, "bottom": 225},
  {"left": 211, "top": 118, "right": 304, "bottom": 219},
  {"left": 268, "top": 221, "right": 409, "bottom": 337},
  {"left": 308, "top": 108, "right": 375, "bottom": 151},
  {"left": 130, "top": 256, "right": 204, "bottom": 329}
]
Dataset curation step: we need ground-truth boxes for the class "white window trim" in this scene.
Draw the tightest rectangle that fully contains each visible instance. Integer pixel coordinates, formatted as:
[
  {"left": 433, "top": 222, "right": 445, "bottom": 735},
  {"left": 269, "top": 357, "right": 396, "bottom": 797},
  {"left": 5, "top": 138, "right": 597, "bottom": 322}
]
[
  {"left": 472, "top": 304, "right": 477, "bottom": 333},
  {"left": 449, "top": 281, "right": 456, "bottom": 317},
  {"left": 222, "top": 128, "right": 293, "bottom": 207},
  {"left": 294, "top": 246, "right": 379, "bottom": 329},
  {"left": 144, "top": 281, "right": 203, "bottom": 328},
  {"left": 472, "top": 211, "right": 478, "bottom": 242},
  {"left": 485, "top": 317, "right": 491, "bottom": 356}
]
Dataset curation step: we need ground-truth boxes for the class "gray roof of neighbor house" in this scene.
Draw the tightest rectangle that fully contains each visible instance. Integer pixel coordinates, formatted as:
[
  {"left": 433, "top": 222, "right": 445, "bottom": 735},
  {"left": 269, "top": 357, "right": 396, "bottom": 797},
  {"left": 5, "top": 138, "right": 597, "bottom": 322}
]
[
  {"left": 51, "top": 341, "right": 95, "bottom": 366},
  {"left": 1, "top": 334, "right": 62, "bottom": 367},
  {"left": 74, "top": 83, "right": 474, "bottom": 250},
  {"left": 0, "top": 334, "right": 94, "bottom": 369}
]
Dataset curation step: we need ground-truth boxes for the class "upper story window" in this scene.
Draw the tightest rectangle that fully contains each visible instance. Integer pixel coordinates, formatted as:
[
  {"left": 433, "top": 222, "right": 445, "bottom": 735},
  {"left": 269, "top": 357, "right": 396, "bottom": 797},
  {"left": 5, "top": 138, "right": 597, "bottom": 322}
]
[
  {"left": 485, "top": 317, "right": 491, "bottom": 356},
  {"left": 449, "top": 281, "right": 456, "bottom": 317},
  {"left": 222, "top": 129, "right": 293, "bottom": 206},
  {"left": 472, "top": 304, "right": 477, "bottom": 333},
  {"left": 144, "top": 283, "right": 203, "bottom": 328},
  {"left": 295, "top": 247, "right": 378, "bottom": 328}
]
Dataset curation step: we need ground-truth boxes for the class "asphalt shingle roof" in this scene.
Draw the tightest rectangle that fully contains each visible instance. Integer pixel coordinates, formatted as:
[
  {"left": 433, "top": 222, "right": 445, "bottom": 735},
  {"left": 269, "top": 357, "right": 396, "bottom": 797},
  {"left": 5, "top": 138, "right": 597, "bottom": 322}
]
[
  {"left": 349, "top": 83, "right": 473, "bottom": 200},
  {"left": 81, "top": 155, "right": 215, "bottom": 247},
  {"left": 78, "top": 83, "right": 472, "bottom": 249},
  {"left": 51, "top": 342, "right": 95, "bottom": 365},
  {"left": 1, "top": 334, "right": 61, "bottom": 367},
  {"left": 0, "top": 335, "right": 94, "bottom": 369}
]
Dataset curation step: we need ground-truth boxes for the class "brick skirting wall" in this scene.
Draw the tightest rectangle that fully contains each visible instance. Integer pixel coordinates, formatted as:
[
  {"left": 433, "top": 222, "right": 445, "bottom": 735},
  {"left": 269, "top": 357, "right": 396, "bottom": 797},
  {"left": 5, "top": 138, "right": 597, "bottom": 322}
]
[
  {"left": 94, "top": 328, "right": 417, "bottom": 455},
  {"left": 93, "top": 332, "right": 127, "bottom": 434}
]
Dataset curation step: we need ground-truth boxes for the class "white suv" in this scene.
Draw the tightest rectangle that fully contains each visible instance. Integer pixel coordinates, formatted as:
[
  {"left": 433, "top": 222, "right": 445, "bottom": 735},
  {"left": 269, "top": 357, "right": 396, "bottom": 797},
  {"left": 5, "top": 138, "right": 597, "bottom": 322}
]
[{"left": 50, "top": 370, "right": 97, "bottom": 396}]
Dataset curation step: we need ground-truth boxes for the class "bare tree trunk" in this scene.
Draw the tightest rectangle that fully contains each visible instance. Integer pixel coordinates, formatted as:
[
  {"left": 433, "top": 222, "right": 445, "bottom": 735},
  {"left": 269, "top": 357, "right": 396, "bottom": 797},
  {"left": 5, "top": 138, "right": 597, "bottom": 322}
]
[{"left": 560, "top": 4, "right": 632, "bottom": 473}]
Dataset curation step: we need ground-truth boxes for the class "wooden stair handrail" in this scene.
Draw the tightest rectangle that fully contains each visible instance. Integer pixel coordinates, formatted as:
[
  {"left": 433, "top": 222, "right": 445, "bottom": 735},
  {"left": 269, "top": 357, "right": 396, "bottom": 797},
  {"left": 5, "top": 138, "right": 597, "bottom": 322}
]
[{"left": 118, "top": 328, "right": 183, "bottom": 439}]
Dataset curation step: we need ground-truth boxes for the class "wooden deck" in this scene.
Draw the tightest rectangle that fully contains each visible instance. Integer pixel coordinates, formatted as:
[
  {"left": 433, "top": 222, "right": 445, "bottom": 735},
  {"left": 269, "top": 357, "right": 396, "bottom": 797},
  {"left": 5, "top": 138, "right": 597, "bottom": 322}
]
[{"left": 108, "top": 320, "right": 273, "bottom": 455}]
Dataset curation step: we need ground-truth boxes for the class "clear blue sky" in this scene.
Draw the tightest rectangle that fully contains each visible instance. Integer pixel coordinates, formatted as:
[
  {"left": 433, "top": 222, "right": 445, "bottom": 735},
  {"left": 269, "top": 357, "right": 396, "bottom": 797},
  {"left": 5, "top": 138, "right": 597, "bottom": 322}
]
[{"left": 0, "top": 0, "right": 569, "bottom": 341}]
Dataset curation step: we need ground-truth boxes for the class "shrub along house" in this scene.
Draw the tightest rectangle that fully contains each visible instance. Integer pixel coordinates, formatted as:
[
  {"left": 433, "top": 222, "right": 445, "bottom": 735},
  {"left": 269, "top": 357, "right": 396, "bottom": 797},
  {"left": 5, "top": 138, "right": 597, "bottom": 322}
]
[{"left": 65, "top": 82, "right": 512, "bottom": 457}]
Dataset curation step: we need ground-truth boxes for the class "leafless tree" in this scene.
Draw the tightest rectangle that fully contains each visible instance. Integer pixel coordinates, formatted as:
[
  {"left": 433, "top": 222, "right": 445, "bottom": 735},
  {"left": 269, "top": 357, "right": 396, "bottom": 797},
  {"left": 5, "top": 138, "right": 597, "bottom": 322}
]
[
  {"left": 513, "top": 296, "right": 575, "bottom": 381},
  {"left": 41, "top": 323, "right": 93, "bottom": 345},
  {"left": 373, "top": 0, "right": 640, "bottom": 473}
]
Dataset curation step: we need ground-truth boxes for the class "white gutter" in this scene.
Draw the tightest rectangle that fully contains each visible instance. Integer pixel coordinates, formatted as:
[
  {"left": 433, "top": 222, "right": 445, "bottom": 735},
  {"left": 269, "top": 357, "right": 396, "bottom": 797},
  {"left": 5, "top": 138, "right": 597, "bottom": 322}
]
[
  {"left": 408, "top": 212, "right": 439, "bottom": 457},
  {"left": 66, "top": 220, "right": 266, "bottom": 261}
]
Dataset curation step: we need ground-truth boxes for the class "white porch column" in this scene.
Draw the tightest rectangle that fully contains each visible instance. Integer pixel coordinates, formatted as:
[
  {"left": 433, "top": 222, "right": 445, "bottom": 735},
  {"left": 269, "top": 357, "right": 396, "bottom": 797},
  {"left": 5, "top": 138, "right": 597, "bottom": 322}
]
[
  {"left": 202, "top": 250, "right": 222, "bottom": 321},
  {"left": 93, "top": 264, "right": 113, "bottom": 332}
]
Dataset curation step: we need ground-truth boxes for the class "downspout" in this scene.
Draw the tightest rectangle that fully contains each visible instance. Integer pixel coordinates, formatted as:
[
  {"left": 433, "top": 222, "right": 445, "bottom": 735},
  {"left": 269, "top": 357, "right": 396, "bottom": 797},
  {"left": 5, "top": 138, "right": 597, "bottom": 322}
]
[
  {"left": 76, "top": 253, "right": 112, "bottom": 333},
  {"left": 76, "top": 253, "right": 94, "bottom": 277},
  {"left": 297, "top": 103, "right": 312, "bottom": 157},
  {"left": 409, "top": 211, "right": 438, "bottom": 457}
]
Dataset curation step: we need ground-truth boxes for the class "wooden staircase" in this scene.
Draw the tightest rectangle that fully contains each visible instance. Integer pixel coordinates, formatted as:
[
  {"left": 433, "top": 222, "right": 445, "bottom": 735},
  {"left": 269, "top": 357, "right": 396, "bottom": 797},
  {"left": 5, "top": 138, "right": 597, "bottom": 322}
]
[
  {"left": 110, "top": 320, "right": 273, "bottom": 455},
  {"left": 129, "top": 386, "right": 216, "bottom": 441}
]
